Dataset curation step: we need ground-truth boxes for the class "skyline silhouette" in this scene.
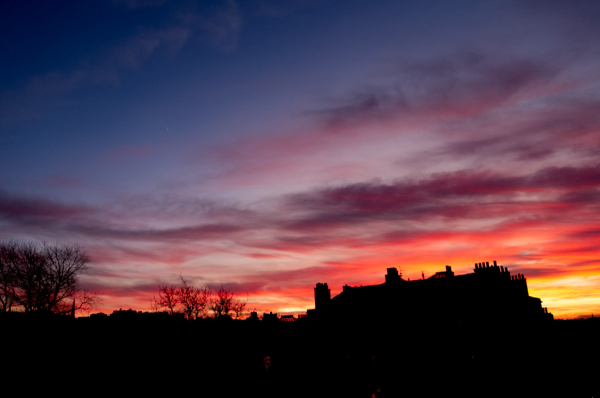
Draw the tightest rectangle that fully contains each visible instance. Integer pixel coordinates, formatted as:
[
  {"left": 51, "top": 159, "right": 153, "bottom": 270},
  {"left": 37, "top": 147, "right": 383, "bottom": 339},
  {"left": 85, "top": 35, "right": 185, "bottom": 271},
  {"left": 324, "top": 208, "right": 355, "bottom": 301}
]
[{"left": 2, "top": 273, "right": 598, "bottom": 398}]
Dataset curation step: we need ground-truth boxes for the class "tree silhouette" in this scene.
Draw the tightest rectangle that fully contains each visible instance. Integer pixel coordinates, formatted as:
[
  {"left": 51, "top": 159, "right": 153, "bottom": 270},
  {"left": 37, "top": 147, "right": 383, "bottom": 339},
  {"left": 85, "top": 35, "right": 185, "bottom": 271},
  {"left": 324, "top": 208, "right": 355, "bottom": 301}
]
[
  {"left": 152, "top": 276, "right": 210, "bottom": 319},
  {"left": 209, "top": 286, "right": 247, "bottom": 319},
  {"left": 178, "top": 276, "right": 210, "bottom": 320},
  {"left": 0, "top": 243, "right": 16, "bottom": 312},
  {"left": 152, "top": 285, "right": 179, "bottom": 315},
  {"left": 0, "top": 240, "right": 97, "bottom": 314}
]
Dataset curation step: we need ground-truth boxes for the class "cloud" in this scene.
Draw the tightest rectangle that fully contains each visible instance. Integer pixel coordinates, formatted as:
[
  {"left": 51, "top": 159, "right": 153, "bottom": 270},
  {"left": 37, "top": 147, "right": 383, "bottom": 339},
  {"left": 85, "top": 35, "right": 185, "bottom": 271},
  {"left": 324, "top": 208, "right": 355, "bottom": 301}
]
[
  {"left": 112, "top": 27, "right": 191, "bottom": 69},
  {"left": 74, "top": 223, "right": 246, "bottom": 242},
  {"left": 113, "top": 0, "right": 168, "bottom": 9},
  {"left": 190, "top": 0, "right": 242, "bottom": 53},
  {"left": 2, "top": 161, "right": 599, "bottom": 251},
  {"left": 0, "top": 0, "right": 245, "bottom": 126},
  {"left": 568, "top": 228, "right": 600, "bottom": 240},
  {"left": 258, "top": 163, "right": 600, "bottom": 266},
  {"left": 188, "top": 50, "right": 597, "bottom": 188},
  {"left": 0, "top": 191, "right": 96, "bottom": 221},
  {"left": 423, "top": 91, "right": 600, "bottom": 166},
  {"left": 249, "top": 0, "right": 318, "bottom": 18},
  {"left": 517, "top": 0, "right": 600, "bottom": 48},
  {"left": 0, "top": 191, "right": 255, "bottom": 262},
  {"left": 307, "top": 52, "right": 559, "bottom": 129},
  {"left": 0, "top": 25, "right": 191, "bottom": 125},
  {"left": 532, "top": 164, "right": 600, "bottom": 189}
]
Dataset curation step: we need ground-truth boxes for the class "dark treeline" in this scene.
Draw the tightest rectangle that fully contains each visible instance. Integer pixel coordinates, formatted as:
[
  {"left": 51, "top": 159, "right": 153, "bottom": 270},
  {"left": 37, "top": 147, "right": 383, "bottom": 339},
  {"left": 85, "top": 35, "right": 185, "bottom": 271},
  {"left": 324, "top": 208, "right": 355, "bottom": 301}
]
[{"left": 2, "top": 312, "right": 598, "bottom": 397}]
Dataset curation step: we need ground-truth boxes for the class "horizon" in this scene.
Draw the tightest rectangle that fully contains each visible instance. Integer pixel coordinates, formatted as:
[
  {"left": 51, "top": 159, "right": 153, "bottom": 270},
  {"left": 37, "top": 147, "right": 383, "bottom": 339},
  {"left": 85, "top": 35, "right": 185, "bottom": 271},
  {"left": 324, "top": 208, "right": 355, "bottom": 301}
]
[
  {"left": 1, "top": 0, "right": 599, "bottom": 320},
  {"left": 77, "top": 262, "right": 594, "bottom": 320}
]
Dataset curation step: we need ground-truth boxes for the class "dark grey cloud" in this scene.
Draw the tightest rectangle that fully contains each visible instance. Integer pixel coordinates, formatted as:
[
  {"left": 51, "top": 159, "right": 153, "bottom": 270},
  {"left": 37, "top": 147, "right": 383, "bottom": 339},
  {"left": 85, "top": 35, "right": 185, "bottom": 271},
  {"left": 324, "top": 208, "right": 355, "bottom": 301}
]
[
  {"left": 0, "top": 191, "right": 94, "bottom": 220},
  {"left": 282, "top": 163, "right": 600, "bottom": 231}
]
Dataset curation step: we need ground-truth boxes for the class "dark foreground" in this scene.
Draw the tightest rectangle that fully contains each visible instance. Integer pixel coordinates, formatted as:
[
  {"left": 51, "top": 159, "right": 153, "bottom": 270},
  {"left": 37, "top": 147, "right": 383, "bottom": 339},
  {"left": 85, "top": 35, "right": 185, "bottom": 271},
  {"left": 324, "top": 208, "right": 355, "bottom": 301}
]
[{"left": 2, "top": 313, "right": 598, "bottom": 398}]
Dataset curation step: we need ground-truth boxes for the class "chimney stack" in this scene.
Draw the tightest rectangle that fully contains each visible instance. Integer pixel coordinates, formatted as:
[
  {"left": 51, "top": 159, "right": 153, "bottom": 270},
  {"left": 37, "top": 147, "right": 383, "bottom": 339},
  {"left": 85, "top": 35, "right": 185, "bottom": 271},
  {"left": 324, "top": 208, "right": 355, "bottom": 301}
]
[{"left": 314, "top": 283, "right": 331, "bottom": 311}]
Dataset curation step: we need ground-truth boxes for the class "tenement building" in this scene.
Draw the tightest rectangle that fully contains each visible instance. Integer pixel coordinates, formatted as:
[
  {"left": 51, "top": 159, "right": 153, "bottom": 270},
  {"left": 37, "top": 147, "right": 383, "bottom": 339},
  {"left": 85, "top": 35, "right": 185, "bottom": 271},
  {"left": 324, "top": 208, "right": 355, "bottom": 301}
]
[{"left": 309, "top": 261, "right": 553, "bottom": 324}]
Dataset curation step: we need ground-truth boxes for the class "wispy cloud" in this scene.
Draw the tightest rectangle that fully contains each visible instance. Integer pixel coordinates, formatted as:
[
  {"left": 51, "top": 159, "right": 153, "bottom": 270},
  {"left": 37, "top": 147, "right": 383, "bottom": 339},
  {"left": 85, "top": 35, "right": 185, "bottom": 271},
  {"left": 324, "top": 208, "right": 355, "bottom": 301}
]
[
  {"left": 195, "top": 0, "right": 242, "bottom": 53},
  {"left": 0, "top": 0, "right": 245, "bottom": 126},
  {"left": 308, "top": 52, "right": 559, "bottom": 129},
  {"left": 0, "top": 25, "right": 191, "bottom": 125}
]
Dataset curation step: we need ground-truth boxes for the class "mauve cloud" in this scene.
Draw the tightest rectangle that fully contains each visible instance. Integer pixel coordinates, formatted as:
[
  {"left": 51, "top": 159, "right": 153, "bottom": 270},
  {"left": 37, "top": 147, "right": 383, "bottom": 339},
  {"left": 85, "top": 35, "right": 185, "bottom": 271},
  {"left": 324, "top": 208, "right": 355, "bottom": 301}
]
[
  {"left": 73, "top": 223, "right": 246, "bottom": 242},
  {"left": 282, "top": 163, "right": 600, "bottom": 231},
  {"left": 426, "top": 93, "right": 600, "bottom": 166},
  {"left": 308, "top": 52, "right": 558, "bottom": 129},
  {"left": 0, "top": 192, "right": 96, "bottom": 220}
]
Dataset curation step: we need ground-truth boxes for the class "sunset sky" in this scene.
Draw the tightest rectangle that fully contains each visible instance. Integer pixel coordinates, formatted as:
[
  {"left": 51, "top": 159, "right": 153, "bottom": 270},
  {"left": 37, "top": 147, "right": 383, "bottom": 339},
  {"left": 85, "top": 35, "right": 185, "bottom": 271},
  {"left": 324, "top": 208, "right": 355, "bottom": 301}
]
[{"left": 1, "top": 0, "right": 599, "bottom": 318}]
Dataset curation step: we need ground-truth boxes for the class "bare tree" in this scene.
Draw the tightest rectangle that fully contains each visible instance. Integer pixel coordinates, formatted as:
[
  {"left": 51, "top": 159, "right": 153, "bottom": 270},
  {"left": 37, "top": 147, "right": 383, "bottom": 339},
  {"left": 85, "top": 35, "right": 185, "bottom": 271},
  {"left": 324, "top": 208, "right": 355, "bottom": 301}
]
[
  {"left": 40, "top": 242, "right": 96, "bottom": 313},
  {"left": 152, "top": 280, "right": 247, "bottom": 320},
  {"left": 0, "top": 240, "right": 98, "bottom": 314},
  {"left": 152, "top": 285, "right": 179, "bottom": 315},
  {"left": 209, "top": 286, "right": 247, "bottom": 319},
  {"left": 0, "top": 242, "right": 17, "bottom": 312},
  {"left": 152, "top": 276, "right": 210, "bottom": 320},
  {"left": 178, "top": 276, "right": 210, "bottom": 320},
  {"left": 232, "top": 293, "right": 248, "bottom": 319}
]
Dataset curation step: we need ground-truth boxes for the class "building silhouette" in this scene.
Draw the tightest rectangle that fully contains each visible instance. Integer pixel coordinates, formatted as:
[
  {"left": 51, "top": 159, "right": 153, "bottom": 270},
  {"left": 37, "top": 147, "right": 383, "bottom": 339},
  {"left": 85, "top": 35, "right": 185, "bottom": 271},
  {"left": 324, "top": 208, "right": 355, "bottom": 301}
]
[{"left": 309, "top": 261, "right": 553, "bottom": 324}]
